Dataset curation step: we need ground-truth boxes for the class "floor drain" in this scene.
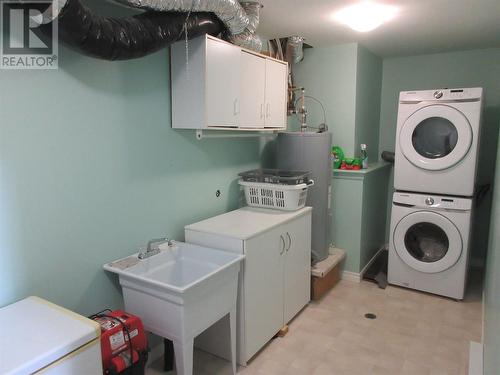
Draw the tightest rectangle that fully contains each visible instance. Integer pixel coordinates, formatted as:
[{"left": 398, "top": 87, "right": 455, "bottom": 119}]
[{"left": 364, "top": 313, "right": 377, "bottom": 319}]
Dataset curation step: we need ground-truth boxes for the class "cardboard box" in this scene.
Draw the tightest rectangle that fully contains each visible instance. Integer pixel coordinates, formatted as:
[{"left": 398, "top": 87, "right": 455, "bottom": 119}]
[{"left": 311, "top": 263, "right": 341, "bottom": 300}]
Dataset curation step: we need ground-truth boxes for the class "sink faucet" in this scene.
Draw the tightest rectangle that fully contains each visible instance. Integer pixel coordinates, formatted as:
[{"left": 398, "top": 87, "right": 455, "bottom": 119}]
[{"left": 138, "top": 237, "right": 173, "bottom": 259}]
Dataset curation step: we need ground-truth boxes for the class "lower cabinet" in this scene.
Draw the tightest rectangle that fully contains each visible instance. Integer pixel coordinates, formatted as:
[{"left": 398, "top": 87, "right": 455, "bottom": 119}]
[{"left": 185, "top": 207, "right": 312, "bottom": 365}]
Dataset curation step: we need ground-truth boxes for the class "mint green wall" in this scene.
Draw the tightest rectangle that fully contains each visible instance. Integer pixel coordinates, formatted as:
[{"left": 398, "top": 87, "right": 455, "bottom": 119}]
[
  {"left": 292, "top": 43, "right": 382, "bottom": 160},
  {"left": 0, "top": 47, "right": 260, "bottom": 314},
  {"left": 378, "top": 48, "right": 500, "bottom": 263},
  {"left": 355, "top": 46, "right": 382, "bottom": 162},
  {"left": 292, "top": 44, "right": 358, "bottom": 155},
  {"left": 484, "top": 129, "right": 500, "bottom": 375}
]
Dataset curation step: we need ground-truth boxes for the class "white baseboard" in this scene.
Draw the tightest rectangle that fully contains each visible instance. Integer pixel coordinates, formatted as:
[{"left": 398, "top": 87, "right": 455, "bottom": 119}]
[
  {"left": 341, "top": 271, "right": 361, "bottom": 283},
  {"left": 469, "top": 341, "right": 483, "bottom": 375}
]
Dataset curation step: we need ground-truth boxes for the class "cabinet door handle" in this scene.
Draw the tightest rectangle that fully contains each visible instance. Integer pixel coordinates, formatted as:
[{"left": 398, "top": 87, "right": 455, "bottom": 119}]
[
  {"left": 286, "top": 232, "right": 291, "bottom": 252},
  {"left": 279, "top": 235, "right": 285, "bottom": 255},
  {"left": 266, "top": 103, "right": 271, "bottom": 118},
  {"left": 260, "top": 103, "right": 264, "bottom": 119}
]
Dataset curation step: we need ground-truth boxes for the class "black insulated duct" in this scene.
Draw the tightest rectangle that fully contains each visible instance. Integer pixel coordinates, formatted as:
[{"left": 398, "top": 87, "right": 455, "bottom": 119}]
[{"left": 39, "top": 0, "right": 224, "bottom": 60}]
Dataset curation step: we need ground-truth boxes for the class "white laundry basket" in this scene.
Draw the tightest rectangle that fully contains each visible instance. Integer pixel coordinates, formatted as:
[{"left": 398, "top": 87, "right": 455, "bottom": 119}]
[{"left": 239, "top": 179, "right": 314, "bottom": 211}]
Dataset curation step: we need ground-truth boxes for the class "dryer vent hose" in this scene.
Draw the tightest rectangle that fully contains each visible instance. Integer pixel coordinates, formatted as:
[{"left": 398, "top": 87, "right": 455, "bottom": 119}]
[{"left": 39, "top": 0, "right": 223, "bottom": 60}]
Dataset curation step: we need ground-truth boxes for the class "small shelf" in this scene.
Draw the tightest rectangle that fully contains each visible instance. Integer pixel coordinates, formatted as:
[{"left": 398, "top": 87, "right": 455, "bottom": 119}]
[{"left": 333, "top": 161, "right": 391, "bottom": 179}]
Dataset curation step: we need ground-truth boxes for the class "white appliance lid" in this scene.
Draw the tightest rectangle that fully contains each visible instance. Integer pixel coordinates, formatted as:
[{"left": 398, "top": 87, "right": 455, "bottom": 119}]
[
  {"left": 185, "top": 206, "right": 312, "bottom": 240},
  {"left": 0, "top": 296, "right": 100, "bottom": 375}
]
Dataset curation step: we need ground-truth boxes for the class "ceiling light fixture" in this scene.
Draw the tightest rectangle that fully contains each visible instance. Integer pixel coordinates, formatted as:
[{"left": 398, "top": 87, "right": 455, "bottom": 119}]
[{"left": 333, "top": 2, "right": 398, "bottom": 32}]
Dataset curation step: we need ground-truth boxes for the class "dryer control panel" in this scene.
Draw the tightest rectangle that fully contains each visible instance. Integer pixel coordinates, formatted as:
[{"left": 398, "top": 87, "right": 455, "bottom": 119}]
[
  {"left": 393, "top": 192, "right": 472, "bottom": 211},
  {"left": 399, "top": 87, "right": 483, "bottom": 102}
]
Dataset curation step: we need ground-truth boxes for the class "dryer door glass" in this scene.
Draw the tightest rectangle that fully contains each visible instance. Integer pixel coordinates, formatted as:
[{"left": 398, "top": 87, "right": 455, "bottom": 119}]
[
  {"left": 404, "top": 222, "right": 449, "bottom": 262},
  {"left": 399, "top": 105, "right": 472, "bottom": 171},
  {"left": 412, "top": 117, "right": 458, "bottom": 159}
]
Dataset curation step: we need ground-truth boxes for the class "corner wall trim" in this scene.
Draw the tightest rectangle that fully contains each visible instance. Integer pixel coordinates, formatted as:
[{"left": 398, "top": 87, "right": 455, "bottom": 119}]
[{"left": 341, "top": 271, "right": 361, "bottom": 283}]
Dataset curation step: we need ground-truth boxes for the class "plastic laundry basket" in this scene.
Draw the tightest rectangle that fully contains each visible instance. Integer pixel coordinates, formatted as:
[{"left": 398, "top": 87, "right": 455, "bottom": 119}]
[{"left": 239, "top": 178, "right": 314, "bottom": 211}]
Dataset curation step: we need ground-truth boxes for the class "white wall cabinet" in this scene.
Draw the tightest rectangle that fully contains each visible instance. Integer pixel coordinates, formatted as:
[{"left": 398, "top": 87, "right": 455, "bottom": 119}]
[
  {"left": 264, "top": 59, "right": 288, "bottom": 128},
  {"left": 239, "top": 52, "right": 266, "bottom": 128},
  {"left": 205, "top": 37, "right": 240, "bottom": 127},
  {"left": 171, "top": 35, "right": 288, "bottom": 130},
  {"left": 185, "top": 207, "right": 312, "bottom": 365}
]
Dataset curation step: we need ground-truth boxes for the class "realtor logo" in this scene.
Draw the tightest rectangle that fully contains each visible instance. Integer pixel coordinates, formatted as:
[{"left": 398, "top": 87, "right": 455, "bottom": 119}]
[{"left": 1, "top": 1, "right": 58, "bottom": 69}]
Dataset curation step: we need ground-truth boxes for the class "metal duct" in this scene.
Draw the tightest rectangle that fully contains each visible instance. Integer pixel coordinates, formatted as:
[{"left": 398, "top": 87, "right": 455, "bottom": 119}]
[
  {"left": 111, "top": 0, "right": 249, "bottom": 35},
  {"left": 227, "top": 30, "right": 262, "bottom": 52},
  {"left": 287, "top": 36, "right": 304, "bottom": 64},
  {"left": 39, "top": 0, "right": 223, "bottom": 60},
  {"left": 226, "top": 1, "right": 262, "bottom": 52},
  {"left": 240, "top": 1, "right": 262, "bottom": 33}
]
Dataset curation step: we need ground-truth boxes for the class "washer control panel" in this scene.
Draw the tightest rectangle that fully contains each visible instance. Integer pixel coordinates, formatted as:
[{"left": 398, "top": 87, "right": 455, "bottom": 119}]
[{"left": 393, "top": 192, "right": 472, "bottom": 211}]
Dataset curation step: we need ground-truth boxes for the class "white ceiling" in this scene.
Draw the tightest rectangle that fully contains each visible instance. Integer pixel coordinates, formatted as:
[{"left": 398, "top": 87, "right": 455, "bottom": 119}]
[{"left": 257, "top": 0, "right": 500, "bottom": 57}]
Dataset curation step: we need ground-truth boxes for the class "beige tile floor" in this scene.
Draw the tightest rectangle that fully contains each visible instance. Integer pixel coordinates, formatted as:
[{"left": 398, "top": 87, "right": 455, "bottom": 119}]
[{"left": 147, "top": 272, "right": 482, "bottom": 375}]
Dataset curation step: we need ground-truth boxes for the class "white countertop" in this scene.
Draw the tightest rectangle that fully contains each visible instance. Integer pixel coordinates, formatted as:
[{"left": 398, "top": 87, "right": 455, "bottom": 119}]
[{"left": 185, "top": 206, "right": 313, "bottom": 240}]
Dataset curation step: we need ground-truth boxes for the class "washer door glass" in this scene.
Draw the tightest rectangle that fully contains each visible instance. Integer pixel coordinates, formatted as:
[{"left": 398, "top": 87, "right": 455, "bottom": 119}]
[
  {"left": 405, "top": 222, "right": 449, "bottom": 262},
  {"left": 399, "top": 105, "right": 472, "bottom": 171},
  {"left": 393, "top": 211, "right": 462, "bottom": 273}
]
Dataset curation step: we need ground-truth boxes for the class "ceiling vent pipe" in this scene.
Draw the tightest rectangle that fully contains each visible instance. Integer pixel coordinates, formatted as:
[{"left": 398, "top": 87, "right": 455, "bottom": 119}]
[
  {"left": 111, "top": 0, "right": 250, "bottom": 35},
  {"left": 286, "top": 36, "right": 304, "bottom": 64},
  {"left": 38, "top": 0, "right": 223, "bottom": 60},
  {"left": 112, "top": 0, "right": 263, "bottom": 52},
  {"left": 226, "top": 1, "right": 262, "bottom": 51}
]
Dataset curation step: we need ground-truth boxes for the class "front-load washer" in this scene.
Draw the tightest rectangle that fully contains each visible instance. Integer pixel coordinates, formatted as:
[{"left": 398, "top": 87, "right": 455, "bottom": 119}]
[
  {"left": 388, "top": 192, "right": 473, "bottom": 300},
  {"left": 394, "top": 87, "right": 483, "bottom": 196}
]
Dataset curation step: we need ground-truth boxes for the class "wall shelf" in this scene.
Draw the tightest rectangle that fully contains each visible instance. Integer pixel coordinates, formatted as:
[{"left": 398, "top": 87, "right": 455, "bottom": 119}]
[{"left": 195, "top": 129, "right": 280, "bottom": 140}]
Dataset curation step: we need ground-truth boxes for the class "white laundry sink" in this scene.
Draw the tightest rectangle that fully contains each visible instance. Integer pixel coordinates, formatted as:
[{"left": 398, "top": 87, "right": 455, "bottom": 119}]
[{"left": 104, "top": 241, "right": 244, "bottom": 375}]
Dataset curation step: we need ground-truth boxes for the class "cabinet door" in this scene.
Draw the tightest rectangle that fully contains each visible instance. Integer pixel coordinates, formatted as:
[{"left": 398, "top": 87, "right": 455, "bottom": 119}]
[
  {"left": 239, "top": 52, "right": 266, "bottom": 128},
  {"left": 244, "top": 225, "right": 285, "bottom": 360},
  {"left": 206, "top": 38, "right": 240, "bottom": 127},
  {"left": 264, "top": 60, "right": 288, "bottom": 128},
  {"left": 283, "top": 212, "right": 312, "bottom": 323}
]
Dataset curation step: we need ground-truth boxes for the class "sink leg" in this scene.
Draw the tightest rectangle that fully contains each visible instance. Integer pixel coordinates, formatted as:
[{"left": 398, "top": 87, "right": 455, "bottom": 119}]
[
  {"left": 230, "top": 306, "right": 237, "bottom": 375},
  {"left": 173, "top": 338, "right": 194, "bottom": 375}
]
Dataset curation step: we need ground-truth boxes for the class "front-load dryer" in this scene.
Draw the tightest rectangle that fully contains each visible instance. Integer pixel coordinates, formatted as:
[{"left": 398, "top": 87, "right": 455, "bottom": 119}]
[
  {"left": 394, "top": 87, "right": 483, "bottom": 196},
  {"left": 388, "top": 192, "right": 472, "bottom": 300}
]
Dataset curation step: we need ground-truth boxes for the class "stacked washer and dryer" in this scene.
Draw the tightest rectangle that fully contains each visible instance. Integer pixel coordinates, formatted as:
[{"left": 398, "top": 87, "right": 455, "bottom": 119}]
[{"left": 388, "top": 88, "right": 483, "bottom": 300}]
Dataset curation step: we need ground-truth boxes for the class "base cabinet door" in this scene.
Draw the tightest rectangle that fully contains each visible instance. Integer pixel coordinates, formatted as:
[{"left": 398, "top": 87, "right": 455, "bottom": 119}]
[
  {"left": 283, "top": 212, "right": 312, "bottom": 323},
  {"left": 243, "top": 225, "right": 285, "bottom": 360}
]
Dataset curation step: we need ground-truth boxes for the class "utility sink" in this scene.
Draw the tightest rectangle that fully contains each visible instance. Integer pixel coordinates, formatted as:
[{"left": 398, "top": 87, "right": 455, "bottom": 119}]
[{"left": 104, "top": 241, "right": 244, "bottom": 375}]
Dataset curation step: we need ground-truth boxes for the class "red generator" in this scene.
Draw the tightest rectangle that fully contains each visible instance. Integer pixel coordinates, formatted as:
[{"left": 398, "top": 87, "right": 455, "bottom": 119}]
[{"left": 92, "top": 310, "right": 149, "bottom": 375}]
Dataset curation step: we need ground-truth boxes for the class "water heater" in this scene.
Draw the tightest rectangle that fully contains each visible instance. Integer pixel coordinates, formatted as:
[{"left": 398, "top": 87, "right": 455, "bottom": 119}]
[{"left": 277, "top": 132, "right": 332, "bottom": 263}]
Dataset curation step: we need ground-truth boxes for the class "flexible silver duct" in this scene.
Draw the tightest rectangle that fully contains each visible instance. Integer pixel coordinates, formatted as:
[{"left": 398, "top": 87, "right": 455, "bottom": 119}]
[
  {"left": 112, "top": 0, "right": 250, "bottom": 35},
  {"left": 287, "top": 36, "right": 304, "bottom": 64},
  {"left": 227, "top": 1, "right": 262, "bottom": 51},
  {"left": 228, "top": 30, "right": 262, "bottom": 52},
  {"left": 240, "top": 1, "right": 262, "bottom": 33}
]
